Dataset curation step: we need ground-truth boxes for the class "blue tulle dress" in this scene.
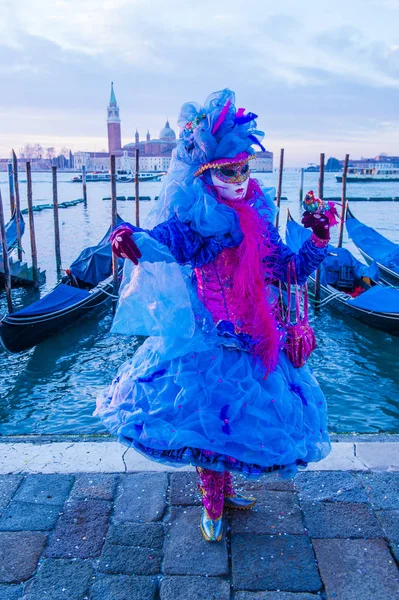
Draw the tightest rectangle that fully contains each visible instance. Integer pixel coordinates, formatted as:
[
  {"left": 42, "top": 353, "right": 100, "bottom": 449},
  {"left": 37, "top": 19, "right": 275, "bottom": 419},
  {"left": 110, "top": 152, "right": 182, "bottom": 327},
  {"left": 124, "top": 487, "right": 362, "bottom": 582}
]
[
  {"left": 95, "top": 197, "right": 331, "bottom": 480},
  {"left": 95, "top": 88, "right": 332, "bottom": 480}
]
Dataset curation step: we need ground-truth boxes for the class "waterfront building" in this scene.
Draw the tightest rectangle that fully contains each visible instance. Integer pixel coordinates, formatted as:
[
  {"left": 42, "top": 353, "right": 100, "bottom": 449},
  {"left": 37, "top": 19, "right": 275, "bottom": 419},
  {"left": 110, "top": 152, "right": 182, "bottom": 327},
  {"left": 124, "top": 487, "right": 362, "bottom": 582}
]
[
  {"left": 122, "top": 119, "right": 177, "bottom": 171},
  {"left": 252, "top": 150, "right": 273, "bottom": 172},
  {"left": 340, "top": 155, "right": 399, "bottom": 169},
  {"left": 0, "top": 154, "right": 73, "bottom": 172}
]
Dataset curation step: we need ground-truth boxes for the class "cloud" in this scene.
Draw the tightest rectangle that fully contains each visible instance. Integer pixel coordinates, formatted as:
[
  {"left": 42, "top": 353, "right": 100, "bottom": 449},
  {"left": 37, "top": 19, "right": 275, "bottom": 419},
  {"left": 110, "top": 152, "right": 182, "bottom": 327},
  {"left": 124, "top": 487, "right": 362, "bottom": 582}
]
[
  {"left": 314, "top": 26, "right": 399, "bottom": 84},
  {"left": 0, "top": 0, "right": 398, "bottom": 163}
]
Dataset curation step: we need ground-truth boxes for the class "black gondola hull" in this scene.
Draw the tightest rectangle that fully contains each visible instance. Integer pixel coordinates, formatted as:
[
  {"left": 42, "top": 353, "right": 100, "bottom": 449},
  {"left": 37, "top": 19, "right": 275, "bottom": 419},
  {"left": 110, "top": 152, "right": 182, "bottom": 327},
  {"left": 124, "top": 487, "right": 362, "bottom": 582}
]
[
  {"left": 309, "top": 278, "right": 399, "bottom": 336},
  {"left": 0, "top": 284, "right": 112, "bottom": 353}
]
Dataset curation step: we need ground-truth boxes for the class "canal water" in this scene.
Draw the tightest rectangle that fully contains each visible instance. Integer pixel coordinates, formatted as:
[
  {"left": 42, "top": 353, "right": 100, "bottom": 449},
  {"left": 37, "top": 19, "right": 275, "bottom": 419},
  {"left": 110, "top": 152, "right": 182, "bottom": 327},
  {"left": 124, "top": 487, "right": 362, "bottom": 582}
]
[{"left": 0, "top": 170, "right": 398, "bottom": 435}]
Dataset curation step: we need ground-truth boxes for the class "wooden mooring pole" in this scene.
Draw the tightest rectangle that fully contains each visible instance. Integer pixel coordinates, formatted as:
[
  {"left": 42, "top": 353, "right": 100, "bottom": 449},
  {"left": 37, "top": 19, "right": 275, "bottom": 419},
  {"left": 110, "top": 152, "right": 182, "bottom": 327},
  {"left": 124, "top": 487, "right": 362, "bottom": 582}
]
[
  {"left": 7, "top": 162, "right": 15, "bottom": 213},
  {"left": 82, "top": 165, "right": 87, "bottom": 205},
  {"left": 338, "top": 154, "right": 349, "bottom": 248},
  {"left": 318, "top": 153, "right": 325, "bottom": 201},
  {"left": 275, "top": 148, "right": 284, "bottom": 229},
  {"left": 299, "top": 167, "right": 304, "bottom": 204},
  {"left": 135, "top": 149, "right": 140, "bottom": 228},
  {"left": 12, "top": 150, "right": 23, "bottom": 261},
  {"left": 314, "top": 153, "right": 325, "bottom": 307},
  {"left": 52, "top": 166, "right": 62, "bottom": 274},
  {"left": 0, "top": 189, "right": 13, "bottom": 313},
  {"left": 26, "top": 162, "right": 39, "bottom": 290},
  {"left": 110, "top": 155, "right": 118, "bottom": 298}
]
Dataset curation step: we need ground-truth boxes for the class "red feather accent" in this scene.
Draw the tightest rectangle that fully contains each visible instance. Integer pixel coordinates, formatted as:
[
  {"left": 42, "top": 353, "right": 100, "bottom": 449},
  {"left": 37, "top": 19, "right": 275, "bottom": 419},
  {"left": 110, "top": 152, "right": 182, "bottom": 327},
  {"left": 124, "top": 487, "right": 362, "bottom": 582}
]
[{"left": 325, "top": 201, "right": 339, "bottom": 227}]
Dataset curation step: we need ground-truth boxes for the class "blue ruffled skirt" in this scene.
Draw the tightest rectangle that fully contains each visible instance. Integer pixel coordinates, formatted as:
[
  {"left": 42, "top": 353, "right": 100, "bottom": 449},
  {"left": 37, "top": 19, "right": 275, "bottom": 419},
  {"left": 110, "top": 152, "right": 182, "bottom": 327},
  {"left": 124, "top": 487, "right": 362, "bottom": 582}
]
[{"left": 95, "top": 326, "right": 331, "bottom": 480}]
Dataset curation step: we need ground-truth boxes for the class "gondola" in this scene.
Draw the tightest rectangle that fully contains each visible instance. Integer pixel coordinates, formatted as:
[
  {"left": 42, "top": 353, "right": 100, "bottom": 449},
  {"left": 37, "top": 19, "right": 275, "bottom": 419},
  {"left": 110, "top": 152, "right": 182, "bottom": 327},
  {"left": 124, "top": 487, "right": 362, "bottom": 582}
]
[
  {"left": 0, "top": 218, "right": 124, "bottom": 353},
  {"left": 346, "top": 206, "right": 399, "bottom": 287},
  {"left": 3, "top": 210, "right": 26, "bottom": 253},
  {"left": 1, "top": 210, "right": 46, "bottom": 287},
  {"left": 285, "top": 210, "right": 399, "bottom": 336}
]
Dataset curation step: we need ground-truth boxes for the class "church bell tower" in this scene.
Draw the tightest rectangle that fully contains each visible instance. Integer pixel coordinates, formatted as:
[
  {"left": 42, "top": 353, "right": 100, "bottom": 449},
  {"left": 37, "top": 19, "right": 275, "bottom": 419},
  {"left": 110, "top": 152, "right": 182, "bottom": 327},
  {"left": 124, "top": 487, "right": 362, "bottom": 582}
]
[{"left": 107, "top": 82, "right": 122, "bottom": 154}]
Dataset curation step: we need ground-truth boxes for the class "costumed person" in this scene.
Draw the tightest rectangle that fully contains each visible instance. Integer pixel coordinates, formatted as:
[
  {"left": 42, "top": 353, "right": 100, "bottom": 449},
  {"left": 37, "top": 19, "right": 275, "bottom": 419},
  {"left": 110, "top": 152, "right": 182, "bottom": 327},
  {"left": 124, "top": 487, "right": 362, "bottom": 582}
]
[{"left": 95, "top": 89, "right": 336, "bottom": 543}]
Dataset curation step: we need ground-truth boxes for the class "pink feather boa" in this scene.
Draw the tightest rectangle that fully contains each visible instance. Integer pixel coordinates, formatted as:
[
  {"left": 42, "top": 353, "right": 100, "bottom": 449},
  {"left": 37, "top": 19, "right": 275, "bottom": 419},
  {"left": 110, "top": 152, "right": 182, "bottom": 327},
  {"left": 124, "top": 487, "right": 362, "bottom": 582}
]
[{"left": 215, "top": 179, "right": 281, "bottom": 374}]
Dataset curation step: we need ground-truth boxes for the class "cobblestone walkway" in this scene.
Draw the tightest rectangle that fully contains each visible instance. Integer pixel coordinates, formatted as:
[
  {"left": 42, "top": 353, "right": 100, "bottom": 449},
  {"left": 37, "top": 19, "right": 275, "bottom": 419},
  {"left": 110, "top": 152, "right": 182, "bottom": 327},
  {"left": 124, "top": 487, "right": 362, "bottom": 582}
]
[{"left": 0, "top": 470, "right": 398, "bottom": 600}]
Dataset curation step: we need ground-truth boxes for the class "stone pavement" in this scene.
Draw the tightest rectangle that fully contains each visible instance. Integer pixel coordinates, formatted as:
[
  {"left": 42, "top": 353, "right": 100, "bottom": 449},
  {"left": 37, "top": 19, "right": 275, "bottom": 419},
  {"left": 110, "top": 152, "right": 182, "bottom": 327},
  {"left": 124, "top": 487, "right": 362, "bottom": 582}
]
[{"left": 0, "top": 470, "right": 398, "bottom": 600}]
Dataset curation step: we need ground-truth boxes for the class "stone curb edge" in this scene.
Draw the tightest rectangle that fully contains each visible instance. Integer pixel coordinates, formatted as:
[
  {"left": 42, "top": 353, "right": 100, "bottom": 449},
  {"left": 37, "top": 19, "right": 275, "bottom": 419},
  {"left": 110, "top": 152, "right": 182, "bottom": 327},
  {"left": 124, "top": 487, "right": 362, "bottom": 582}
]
[{"left": 0, "top": 439, "right": 398, "bottom": 474}]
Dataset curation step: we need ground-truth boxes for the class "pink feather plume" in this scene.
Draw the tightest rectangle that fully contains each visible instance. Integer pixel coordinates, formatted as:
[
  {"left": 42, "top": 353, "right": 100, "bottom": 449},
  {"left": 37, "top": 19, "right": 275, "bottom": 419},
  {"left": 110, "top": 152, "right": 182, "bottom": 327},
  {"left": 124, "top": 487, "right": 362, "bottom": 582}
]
[
  {"left": 214, "top": 179, "right": 281, "bottom": 375},
  {"left": 211, "top": 100, "right": 231, "bottom": 135}
]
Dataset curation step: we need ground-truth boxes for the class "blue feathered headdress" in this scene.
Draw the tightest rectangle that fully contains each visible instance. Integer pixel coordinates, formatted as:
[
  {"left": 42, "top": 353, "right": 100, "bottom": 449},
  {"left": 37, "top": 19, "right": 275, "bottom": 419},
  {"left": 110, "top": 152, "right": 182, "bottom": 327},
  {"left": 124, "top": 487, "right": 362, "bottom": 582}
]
[{"left": 176, "top": 89, "right": 265, "bottom": 171}]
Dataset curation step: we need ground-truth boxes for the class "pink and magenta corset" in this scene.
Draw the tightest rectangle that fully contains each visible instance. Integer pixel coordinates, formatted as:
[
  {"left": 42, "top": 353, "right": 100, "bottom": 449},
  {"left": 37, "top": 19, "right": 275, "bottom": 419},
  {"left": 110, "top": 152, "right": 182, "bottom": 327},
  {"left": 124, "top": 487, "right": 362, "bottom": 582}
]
[{"left": 195, "top": 246, "right": 254, "bottom": 335}]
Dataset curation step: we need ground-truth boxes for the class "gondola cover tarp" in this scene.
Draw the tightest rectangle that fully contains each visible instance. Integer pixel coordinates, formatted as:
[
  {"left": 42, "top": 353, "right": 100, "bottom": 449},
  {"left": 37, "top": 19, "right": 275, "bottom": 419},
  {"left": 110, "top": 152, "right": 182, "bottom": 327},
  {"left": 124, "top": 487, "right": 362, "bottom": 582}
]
[
  {"left": 69, "top": 219, "right": 123, "bottom": 287},
  {"left": 320, "top": 248, "right": 379, "bottom": 284},
  {"left": 347, "top": 286, "right": 399, "bottom": 314},
  {"left": 11, "top": 284, "right": 90, "bottom": 318},
  {"left": 346, "top": 215, "right": 399, "bottom": 273}
]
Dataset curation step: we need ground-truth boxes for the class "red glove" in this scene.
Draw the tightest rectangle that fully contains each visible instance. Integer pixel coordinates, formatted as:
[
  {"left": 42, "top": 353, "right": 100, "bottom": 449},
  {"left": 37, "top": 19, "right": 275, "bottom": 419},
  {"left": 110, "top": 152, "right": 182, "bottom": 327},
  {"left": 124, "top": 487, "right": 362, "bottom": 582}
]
[
  {"left": 110, "top": 225, "right": 142, "bottom": 265},
  {"left": 301, "top": 211, "right": 330, "bottom": 240}
]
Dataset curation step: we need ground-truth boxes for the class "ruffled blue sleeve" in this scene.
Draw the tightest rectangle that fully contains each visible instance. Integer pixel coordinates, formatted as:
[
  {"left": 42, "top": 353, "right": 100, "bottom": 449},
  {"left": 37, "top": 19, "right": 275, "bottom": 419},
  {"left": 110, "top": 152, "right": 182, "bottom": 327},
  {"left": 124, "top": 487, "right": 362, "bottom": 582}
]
[
  {"left": 266, "top": 222, "right": 328, "bottom": 284},
  {"left": 116, "top": 215, "right": 241, "bottom": 267}
]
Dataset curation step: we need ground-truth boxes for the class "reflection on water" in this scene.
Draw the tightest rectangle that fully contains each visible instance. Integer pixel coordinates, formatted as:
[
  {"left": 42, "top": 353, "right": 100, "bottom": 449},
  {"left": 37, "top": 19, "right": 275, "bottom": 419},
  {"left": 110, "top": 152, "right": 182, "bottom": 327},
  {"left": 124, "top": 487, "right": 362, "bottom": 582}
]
[{"left": 0, "top": 170, "right": 398, "bottom": 434}]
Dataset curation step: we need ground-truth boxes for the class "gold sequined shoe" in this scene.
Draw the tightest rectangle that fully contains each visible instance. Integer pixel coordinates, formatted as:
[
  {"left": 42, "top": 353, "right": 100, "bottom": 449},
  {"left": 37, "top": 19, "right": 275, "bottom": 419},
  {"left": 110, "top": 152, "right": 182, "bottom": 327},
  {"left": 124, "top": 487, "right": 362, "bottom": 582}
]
[
  {"left": 200, "top": 506, "right": 224, "bottom": 542},
  {"left": 223, "top": 471, "right": 257, "bottom": 510}
]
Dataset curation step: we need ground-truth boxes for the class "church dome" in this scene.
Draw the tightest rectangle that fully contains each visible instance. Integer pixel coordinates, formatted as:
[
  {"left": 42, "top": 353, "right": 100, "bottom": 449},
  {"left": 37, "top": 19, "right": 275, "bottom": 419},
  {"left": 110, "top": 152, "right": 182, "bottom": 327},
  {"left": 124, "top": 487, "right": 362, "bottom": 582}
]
[{"left": 159, "top": 120, "right": 176, "bottom": 141}]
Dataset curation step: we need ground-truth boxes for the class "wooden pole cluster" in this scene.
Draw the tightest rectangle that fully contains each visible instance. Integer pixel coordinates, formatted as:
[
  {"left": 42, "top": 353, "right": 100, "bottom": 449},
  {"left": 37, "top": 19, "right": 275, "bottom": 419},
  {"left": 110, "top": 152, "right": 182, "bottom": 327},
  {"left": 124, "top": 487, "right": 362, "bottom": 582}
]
[
  {"left": 0, "top": 189, "right": 13, "bottom": 313},
  {"left": 82, "top": 165, "right": 87, "bottom": 205},
  {"left": 338, "top": 153, "right": 349, "bottom": 248},
  {"left": 110, "top": 155, "right": 118, "bottom": 298},
  {"left": 12, "top": 150, "right": 23, "bottom": 261},
  {"left": 135, "top": 149, "right": 140, "bottom": 228},
  {"left": 274, "top": 148, "right": 284, "bottom": 229},
  {"left": 7, "top": 162, "right": 15, "bottom": 214},
  {"left": 314, "top": 152, "right": 325, "bottom": 305},
  {"left": 52, "top": 166, "right": 62, "bottom": 274},
  {"left": 26, "top": 162, "right": 39, "bottom": 290}
]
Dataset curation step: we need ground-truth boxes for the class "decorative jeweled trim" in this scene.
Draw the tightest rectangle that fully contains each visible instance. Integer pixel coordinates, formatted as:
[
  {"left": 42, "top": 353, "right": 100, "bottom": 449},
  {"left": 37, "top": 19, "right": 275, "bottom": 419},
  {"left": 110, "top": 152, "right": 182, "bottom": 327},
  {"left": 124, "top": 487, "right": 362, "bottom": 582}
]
[
  {"left": 310, "top": 232, "right": 329, "bottom": 248},
  {"left": 194, "top": 154, "right": 256, "bottom": 178}
]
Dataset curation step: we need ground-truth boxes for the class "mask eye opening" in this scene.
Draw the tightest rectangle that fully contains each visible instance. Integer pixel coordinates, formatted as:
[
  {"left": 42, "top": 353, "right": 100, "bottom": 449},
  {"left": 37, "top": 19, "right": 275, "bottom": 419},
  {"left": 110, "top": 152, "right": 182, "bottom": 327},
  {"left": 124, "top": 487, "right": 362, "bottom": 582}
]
[{"left": 219, "top": 167, "right": 236, "bottom": 177}]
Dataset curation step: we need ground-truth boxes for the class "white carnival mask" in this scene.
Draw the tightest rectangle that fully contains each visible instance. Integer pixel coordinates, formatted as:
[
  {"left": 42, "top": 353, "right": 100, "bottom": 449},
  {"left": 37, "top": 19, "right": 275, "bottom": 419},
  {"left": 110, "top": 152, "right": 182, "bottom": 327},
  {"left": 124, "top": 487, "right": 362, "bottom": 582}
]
[{"left": 210, "top": 162, "right": 250, "bottom": 202}]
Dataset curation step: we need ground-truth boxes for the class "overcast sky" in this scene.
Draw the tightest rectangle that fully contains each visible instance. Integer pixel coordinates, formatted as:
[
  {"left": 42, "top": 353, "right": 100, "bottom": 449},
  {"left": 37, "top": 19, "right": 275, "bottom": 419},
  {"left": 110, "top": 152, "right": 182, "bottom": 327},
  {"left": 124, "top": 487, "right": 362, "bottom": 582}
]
[{"left": 0, "top": 0, "right": 398, "bottom": 166}]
